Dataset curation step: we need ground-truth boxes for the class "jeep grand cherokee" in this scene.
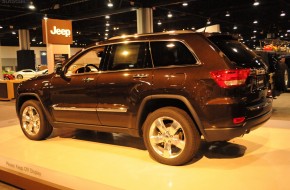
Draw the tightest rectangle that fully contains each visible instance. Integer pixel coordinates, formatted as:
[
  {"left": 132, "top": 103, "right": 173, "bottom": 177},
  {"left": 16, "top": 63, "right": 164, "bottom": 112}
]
[{"left": 16, "top": 31, "right": 272, "bottom": 165}]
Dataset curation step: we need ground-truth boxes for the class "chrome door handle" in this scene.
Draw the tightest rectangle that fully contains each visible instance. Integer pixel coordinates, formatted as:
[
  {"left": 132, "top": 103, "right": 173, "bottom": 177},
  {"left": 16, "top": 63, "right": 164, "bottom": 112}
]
[
  {"left": 82, "top": 77, "right": 94, "bottom": 82},
  {"left": 133, "top": 74, "right": 149, "bottom": 78}
]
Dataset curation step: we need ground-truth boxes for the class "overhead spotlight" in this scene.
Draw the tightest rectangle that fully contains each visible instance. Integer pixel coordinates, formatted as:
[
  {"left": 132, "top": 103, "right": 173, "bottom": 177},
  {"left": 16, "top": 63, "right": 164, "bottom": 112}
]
[
  {"left": 0, "top": 25, "right": 3, "bottom": 29},
  {"left": 28, "top": 1, "right": 35, "bottom": 10},
  {"left": 43, "top": 14, "right": 48, "bottom": 20},
  {"left": 167, "top": 11, "right": 173, "bottom": 18},
  {"left": 157, "top": 20, "right": 162, "bottom": 25},
  {"left": 105, "top": 28, "right": 109, "bottom": 32},
  {"left": 12, "top": 31, "right": 16, "bottom": 35},
  {"left": 253, "top": 0, "right": 260, "bottom": 6},
  {"left": 182, "top": 2, "right": 188, "bottom": 6},
  {"left": 107, "top": 0, "right": 113, "bottom": 7},
  {"left": 233, "top": 26, "right": 238, "bottom": 30},
  {"left": 253, "top": 20, "right": 258, "bottom": 24},
  {"left": 105, "top": 22, "right": 110, "bottom": 26},
  {"left": 105, "top": 15, "right": 110, "bottom": 19},
  {"left": 32, "top": 37, "right": 36, "bottom": 42},
  {"left": 206, "top": 18, "right": 211, "bottom": 25},
  {"left": 280, "top": 11, "right": 286, "bottom": 17},
  {"left": 191, "top": 27, "right": 195, "bottom": 30},
  {"left": 253, "top": 30, "right": 257, "bottom": 33},
  {"left": 225, "top": 11, "right": 230, "bottom": 17}
]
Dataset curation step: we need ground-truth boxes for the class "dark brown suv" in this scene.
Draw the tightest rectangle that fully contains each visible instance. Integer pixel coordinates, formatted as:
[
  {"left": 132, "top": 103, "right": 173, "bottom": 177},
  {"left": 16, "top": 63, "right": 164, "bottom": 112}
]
[{"left": 16, "top": 31, "right": 272, "bottom": 165}]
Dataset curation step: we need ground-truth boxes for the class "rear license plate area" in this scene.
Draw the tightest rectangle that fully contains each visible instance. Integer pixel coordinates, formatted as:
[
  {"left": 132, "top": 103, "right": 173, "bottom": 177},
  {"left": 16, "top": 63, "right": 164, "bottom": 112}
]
[{"left": 256, "top": 75, "right": 265, "bottom": 88}]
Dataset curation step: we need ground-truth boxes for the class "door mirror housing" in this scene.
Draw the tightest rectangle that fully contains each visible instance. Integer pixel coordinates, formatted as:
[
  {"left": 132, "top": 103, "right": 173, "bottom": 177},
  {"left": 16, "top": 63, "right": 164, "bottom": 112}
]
[{"left": 55, "top": 63, "right": 63, "bottom": 75}]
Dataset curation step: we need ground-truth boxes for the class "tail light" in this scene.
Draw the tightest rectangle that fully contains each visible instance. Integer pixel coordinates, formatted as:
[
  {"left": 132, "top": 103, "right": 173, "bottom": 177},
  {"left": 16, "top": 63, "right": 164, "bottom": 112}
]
[
  {"left": 210, "top": 69, "right": 250, "bottom": 88},
  {"left": 233, "top": 117, "right": 245, "bottom": 124}
]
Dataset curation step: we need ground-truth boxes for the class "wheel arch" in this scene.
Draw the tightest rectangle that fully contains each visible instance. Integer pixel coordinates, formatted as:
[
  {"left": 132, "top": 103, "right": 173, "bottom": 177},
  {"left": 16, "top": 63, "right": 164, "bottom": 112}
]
[
  {"left": 16, "top": 93, "right": 54, "bottom": 125},
  {"left": 136, "top": 95, "right": 206, "bottom": 138}
]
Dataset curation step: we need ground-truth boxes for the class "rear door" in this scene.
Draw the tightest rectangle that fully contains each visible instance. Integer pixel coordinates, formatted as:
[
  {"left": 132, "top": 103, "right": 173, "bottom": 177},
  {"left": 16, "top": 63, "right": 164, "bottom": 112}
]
[{"left": 96, "top": 42, "right": 153, "bottom": 128}]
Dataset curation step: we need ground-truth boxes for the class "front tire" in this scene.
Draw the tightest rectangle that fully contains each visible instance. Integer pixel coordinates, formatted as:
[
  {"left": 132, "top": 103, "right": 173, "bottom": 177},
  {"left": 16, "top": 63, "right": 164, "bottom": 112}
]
[
  {"left": 20, "top": 100, "right": 52, "bottom": 140},
  {"left": 143, "top": 107, "right": 201, "bottom": 166}
]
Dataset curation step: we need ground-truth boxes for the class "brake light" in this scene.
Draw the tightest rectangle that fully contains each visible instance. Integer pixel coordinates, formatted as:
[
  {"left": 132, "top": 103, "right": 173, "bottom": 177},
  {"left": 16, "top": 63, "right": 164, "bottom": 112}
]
[{"left": 210, "top": 69, "right": 250, "bottom": 88}]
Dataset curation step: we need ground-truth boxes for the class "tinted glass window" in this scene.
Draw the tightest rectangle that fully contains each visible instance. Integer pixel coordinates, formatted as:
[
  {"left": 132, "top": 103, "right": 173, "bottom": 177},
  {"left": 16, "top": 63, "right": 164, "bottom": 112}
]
[
  {"left": 150, "top": 41, "right": 197, "bottom": 67},
  {"left": 107, "top": 42, "right": 149, "bottom": 70},
  {"left": 209, "top": 36, "right": 267, "bottom": 69}
]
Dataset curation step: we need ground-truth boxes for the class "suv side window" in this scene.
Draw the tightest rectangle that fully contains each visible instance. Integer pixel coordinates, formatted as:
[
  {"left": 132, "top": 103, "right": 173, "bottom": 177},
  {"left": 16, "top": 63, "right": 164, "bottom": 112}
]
[
  {"left": 106, "top": 42, "right": 150, "bottom": 71},
  {"left": 150, "top": 41, "right": 197, "bottom": 67},
  {"left": 66, "top": 47, "right": 104, "bottom": 75}
]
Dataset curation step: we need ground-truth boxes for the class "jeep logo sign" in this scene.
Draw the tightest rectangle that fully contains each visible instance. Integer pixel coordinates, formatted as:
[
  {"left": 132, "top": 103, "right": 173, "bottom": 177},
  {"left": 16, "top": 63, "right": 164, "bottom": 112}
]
[
  {"left": 50, "top": 26, "right": 71, "bottom": 37},
  {"left": 42, "top": 18, "right": 73, "bottom": 44}
]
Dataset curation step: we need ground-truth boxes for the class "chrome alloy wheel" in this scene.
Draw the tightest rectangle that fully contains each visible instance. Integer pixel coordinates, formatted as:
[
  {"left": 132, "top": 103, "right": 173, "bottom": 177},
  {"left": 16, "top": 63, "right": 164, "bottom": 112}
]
[
  {"left": 22, "top": 106, "right": 41, "bottom": 136},
  {"left": 149, "top": 116, "right": 186, "bottom": 159}
]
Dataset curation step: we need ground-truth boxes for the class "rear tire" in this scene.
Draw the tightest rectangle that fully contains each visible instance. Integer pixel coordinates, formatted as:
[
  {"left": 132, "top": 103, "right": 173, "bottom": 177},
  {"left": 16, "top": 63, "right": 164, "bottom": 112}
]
[
  {"left": 20, "top": 100, "right": 52, "bottom": 140},
  {"left": 143, "top": 107, "right": 200, "bottom": 166}
]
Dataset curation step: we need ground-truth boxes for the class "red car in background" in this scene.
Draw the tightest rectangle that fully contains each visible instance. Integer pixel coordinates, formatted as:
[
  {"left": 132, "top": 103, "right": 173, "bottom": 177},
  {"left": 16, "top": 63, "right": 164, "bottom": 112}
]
[{"left": 3, "top": 73, "right": 15, "bottom": 80}]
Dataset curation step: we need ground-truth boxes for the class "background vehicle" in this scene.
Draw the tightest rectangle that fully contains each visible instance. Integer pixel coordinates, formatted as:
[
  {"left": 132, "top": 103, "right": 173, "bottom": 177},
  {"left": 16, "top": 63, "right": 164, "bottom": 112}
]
[
  {"left": 255, "top": 51, "right": 290, "bottom": 96},
  {"left": 3, "top": 73, "right": 15, "bottom": 80},
  {"left": 16, "top": 31, "right": 272, "bottom": 165},
  {"left": 13, "top": 69, "right": 48, "bottom": 80}
]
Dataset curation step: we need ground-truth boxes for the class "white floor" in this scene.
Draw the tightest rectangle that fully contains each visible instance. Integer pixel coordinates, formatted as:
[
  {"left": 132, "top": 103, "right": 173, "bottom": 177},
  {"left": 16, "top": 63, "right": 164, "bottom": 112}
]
[{"left": 0, "top": 94, "right": 290, "bottom": 190}]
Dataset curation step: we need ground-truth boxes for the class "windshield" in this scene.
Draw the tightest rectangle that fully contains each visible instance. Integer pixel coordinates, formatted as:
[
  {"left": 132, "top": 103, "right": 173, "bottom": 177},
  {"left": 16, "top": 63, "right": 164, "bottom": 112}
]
[{"left": 208, "top": 36, "right": 267, "bottom": 69}]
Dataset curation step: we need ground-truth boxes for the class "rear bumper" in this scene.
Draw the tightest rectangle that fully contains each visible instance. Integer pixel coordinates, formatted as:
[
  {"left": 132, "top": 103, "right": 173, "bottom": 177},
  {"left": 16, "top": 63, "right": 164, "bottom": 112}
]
[{"left": 203, "top": 108, "right": 272, "bottom": 142}]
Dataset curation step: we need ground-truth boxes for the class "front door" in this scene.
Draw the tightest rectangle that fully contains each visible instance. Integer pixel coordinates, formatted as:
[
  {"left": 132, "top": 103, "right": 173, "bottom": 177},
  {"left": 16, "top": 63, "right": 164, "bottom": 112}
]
[{"left": 49, "top": 47, "right": 104, "bottom": 125}]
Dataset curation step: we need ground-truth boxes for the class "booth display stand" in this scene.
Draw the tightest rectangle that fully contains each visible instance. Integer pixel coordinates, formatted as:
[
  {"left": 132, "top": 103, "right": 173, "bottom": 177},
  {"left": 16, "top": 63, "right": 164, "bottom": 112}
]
[{"left": 0, "top": 80, "right": 23, "bottom": 100}]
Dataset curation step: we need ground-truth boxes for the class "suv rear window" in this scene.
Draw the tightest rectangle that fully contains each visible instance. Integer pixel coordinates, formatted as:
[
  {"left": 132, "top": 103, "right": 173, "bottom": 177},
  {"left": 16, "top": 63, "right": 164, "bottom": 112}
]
[
  {"left": 150, "top": 41, "right": 197, "bottom": 67},
  {"left": 208, "top": 35, "right": 266, "bottom": 69}
]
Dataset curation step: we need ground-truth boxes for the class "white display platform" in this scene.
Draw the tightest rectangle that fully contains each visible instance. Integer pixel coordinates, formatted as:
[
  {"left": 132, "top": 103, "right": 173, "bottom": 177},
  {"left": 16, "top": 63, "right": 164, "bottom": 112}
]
[{"left": 1, "top": 118, "right": 290, "bottom": 190}]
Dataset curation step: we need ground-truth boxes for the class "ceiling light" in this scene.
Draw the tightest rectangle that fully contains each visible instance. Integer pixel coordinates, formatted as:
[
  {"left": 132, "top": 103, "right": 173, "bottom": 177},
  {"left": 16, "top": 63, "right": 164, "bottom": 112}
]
[
  {"left": 280, "top": 11, "right": 286, "bottom": 17},
  {"left": 182, "top": 2, "right": 188, "bottom": 6},
  {"left": 107, "top": 0, "right": 113, "bottom": 7},
  {"left": 0, "top": 25, "right": 3, "bottom": 29},
  {"left": 167, "top": 11, "right": 173, "bottom": 18},
  {"left": 28, "top": 1, "right": 35, "bottom": 10},
  {"left": 225, "top": 11, "right": 230, "bottom": 17},
  {"left": 32, "top": 37, "right": 36, "bottom": 42},
  {"left": 253, "top": 0, "right": 260, "bottom": 6},
  {"left": 105, "top": 15, "right": 110, "bottom": 19},
  {"left": 105, "top": 28, "right": 109, "bottom": 32},
  {"left": 12, "top": 31, "right": 16, "bottom": 35},
  {"left": 43, "top": 14, "right": 48, "bottom": 20},
  {"left": 233, "top": 26, "right": 238, "bottom": 30},
  {"left": 105, "top": 22, "right": 110, "bottom": 26},
  {"left": 206, "top": 18, "right": 211, "bottom": 25},
  {"left": 105, "top": 33, "right": 108, "bottom": 36},
  {"left": 191, "top": 27, "right": 195, "bottom": 30},
  {"left": 157, "top": 20, "right": 162, "bottom": 25},
  {"left": 253, "top": 20, "right": 258, "bottom": 24},
  {"left": 253, "top": 30, "right": 257, "bottom": 33}
]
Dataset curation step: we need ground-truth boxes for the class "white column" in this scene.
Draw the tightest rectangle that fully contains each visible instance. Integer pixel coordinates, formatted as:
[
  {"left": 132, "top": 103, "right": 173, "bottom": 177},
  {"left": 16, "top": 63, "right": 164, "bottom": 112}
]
[{"left": 136, "top": 8, "right": 153, "bottom": 34}]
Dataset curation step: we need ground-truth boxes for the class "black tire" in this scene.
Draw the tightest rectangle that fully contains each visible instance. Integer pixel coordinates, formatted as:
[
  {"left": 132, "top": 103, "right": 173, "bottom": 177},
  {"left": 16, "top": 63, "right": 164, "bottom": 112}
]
[
  {"left": 275, "top": 62, "right": 288, "bottom": 91},
  {"left": 143, "top": 107, "right": 200, "bottom": 166},
  {"left": 17, "top": 74, "right": 23, "bottom": 79},
  {"left": 20, "top": 100, "right": 53, "bottom": 140}
]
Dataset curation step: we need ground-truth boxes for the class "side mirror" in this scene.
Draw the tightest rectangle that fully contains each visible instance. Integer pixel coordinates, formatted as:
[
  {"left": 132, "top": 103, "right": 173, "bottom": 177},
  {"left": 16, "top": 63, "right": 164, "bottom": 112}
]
[
  {"left": 55, "top": 63, "right": 70, "bottom": 82},
  {"left": 55, "top": 63, "right": 63, "bottom": 75}
]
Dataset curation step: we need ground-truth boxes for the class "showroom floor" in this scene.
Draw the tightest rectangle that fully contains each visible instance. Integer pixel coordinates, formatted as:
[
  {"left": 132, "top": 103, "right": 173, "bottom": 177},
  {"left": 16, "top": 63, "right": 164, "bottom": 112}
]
[{"left": 0, "top": 93, "right": 290, "bottom": 190}]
